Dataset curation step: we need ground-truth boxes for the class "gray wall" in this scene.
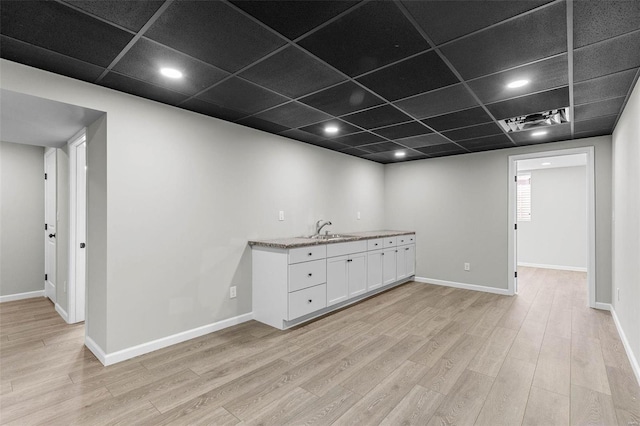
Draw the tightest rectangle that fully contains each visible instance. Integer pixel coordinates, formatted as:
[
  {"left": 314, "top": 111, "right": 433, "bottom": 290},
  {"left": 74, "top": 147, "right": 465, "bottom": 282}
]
[
  {"left": 518, "top": 166, "right": 587, "bottom": 270},
  {"left": 612, "top": 77, "right": 640, "bottom": 375},
  {"left": 0, "top": 60, "right": 386, "bottom": 353},
  {"left": 0, "top": 141, "right": 45, "bottom": 297},
  {"left": 385, "top": 136, "right": 612, "bottom": 303}
]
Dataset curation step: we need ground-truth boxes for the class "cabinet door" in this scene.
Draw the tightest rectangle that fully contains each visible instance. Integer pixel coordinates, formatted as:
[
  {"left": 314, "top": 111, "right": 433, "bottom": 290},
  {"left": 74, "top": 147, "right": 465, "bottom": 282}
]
[
  {"left": 396, "top": 247, "right": 407, "bottom": 280},
  {"left": 327, "top": 256, "right": 348, "bottom": 306},
  {"left": 348, "top": 253, "right": 367, "bottom": 298},
  {"left": 367, "top": 250, "right": 383, "bottom": 290},
  {"left": 382, "top": 248, "right": 397, "bottom": 285},
  {"left": 405, "top": 245, "right": 415, "bottom": 277}
]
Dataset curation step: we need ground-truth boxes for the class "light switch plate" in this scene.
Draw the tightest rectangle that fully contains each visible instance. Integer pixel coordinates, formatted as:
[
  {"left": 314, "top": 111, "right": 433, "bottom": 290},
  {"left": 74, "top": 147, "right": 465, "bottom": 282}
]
[{"left": 278, "top": 211, "right": 284, "bottom": 221}]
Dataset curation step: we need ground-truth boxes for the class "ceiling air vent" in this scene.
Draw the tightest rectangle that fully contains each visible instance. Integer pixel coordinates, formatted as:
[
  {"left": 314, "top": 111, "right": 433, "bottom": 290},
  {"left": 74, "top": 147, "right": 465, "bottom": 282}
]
[{"left": 498, "top": 107, "right": 570, "bottom": 133}]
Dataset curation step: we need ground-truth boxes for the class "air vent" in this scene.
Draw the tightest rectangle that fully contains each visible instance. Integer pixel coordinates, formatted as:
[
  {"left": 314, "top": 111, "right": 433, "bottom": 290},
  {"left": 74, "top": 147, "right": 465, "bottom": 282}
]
[{"left": 498, "top": 107, "right": 570, "bottom": 133}]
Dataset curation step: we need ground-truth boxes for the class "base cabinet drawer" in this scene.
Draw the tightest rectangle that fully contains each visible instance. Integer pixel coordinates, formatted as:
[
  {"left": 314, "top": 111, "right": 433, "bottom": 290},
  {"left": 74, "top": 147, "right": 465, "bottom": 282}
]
[
  {"left": 288, "top": 284, "right": 327, "bottom": 320},
  {"left": 289, "top": 259, "right": 326, "bottom": 292}
]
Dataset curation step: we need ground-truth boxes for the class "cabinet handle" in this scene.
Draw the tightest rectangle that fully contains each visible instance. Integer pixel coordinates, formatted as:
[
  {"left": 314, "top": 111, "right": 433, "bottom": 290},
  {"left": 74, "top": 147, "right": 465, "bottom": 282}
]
[
  {"left": 395, "top": 250, "right": 398, "bottom": 253},
  {"left": 347, "top": 259, "right": 352, "bottom": 262},
  {"left": 308, "top": 299, "right": 313, "bottom": 303},
  {"left": 405, "top": 247, "right": 409, "bottom": 251},
  {"left": 308, "top": 252, "right": 312, "bottom": 256},
  {"left": 308, "top": 273, "right": 313, "bottom": 277},
  {"left": 382, "top": 253, "right": 385, "bottom": 256}
]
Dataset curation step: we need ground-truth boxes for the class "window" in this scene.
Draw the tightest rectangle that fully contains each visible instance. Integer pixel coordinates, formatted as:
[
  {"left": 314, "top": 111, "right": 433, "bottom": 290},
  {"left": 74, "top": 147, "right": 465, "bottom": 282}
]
[{"left": 517, "top": 174, "right": 531, "bottom": 221}]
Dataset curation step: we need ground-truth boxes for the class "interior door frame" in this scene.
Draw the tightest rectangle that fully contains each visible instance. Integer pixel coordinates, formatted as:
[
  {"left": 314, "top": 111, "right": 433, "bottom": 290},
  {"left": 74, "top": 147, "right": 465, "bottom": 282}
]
[
  {"left": 68, "top": 129, "right": 87, "bottom": 324},
  {"left": 507, "top": 146, "right": 596, "bottom": 307}
]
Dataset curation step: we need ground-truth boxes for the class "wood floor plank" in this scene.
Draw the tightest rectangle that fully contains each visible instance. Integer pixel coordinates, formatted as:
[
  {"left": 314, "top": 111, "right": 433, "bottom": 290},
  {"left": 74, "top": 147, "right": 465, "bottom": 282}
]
[
  {"left": 475, "top": 356, "right": 536, "bottom": 426},
  {"left": 409, "top": 321, "right": 466, "bottom": 367},
  {"left": 379, "top": 384, "right": 445, "bottom": 426},
  {"left": 334, "top": 360, "right": 429, "bottom": 425},
  {"left": 426, "top": 369, "right": 494, "bottom": 426},
  {"left": 546, "top": 306, "right": 572, "bottom": 339},
  {"left": 522, "top": 386, "right": 570, "bottom": 426},
  {"left": 532, "top": 333, "right": 571, "bottom": 396},
  {"left": 571, "top": 335, "right": 612, "bottom": 395},
  {"left": 281, "top": 385, "right": 360, "bottom": 426},
  {"left": 606, "top": 365, "right": 640, "bottom": 417},
  {"left": 507, "top": 318, "right": 546, "bottom": 364},
  {"left": 243, "top": 386, "right": 316, "bottom": 426},
  {"left": 570, "top": 384, "right": 618, "bottom": 426},
  {"left": 467, "top": 326, "right": 518, "bottom": 377}
]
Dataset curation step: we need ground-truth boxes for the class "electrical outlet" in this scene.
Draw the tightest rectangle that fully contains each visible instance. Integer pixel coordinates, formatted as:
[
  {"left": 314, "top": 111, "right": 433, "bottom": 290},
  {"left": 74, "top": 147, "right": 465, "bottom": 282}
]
[
  {"left": 464, "top": 263, "right": 470, "bottom": 271},
  {"left": 230, "top": 286, "right": 237, "bottom": 299},
  {"left": 357, "top": 211, "right": 361, "bottom": 220},
  {"left": 278, "top": 211, "right": 284, "bottom": 221}
]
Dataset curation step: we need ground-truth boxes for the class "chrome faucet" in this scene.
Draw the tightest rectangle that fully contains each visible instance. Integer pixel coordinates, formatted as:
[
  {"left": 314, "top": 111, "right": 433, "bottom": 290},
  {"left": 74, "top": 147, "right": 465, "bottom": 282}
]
[{"left": 315, "top": 220, "right": 332, "bottom": 235}]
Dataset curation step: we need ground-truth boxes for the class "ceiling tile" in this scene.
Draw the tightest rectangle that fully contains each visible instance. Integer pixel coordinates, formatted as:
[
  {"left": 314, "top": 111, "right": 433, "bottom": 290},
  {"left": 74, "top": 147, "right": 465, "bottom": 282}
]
[
  {"left": 63, "top": 0, "right": 163, "bottom": 32},
  {"left": 251, "top": 102, "right": 331, "bottom": 129},
  {"left": 180, "top": 98, "right": 248, "bottom": 122},
  {"left": 467, "top": 55, "right": 568, "bottom": 104},
  {"left": 401, "top": 0, "right": 552, "bottom": 45},
  {"left": 486, "top": 87, "right": 569, "bottom": 120},
  {"left": 457, "top": 134, "right": 514, "bottom": 151},
  {"left": 145, "top": 1, "right": 285, "bottom": 72},
  {"left": 302, "top": 138, "right": 351, "bottom": 151},
  {"left": 574, "top": 97, "right": 625, "bottom": 122},
  {"left": 573, "top": 31, "right": 640, "bottom": 82},
  {"left": 298, "top": 1, "right": 429, "bottom": 77},
  {"left": 238, "top": 46, "right": 345, "bottom": 98},
  {"left": 342, "top": 105, "right": 413, "bottom": 129},
  {"left": 416, "top": 143, "right": 467, "bottom": 156},
  {"left": 574, "top": 115, "right": 617, "bottom": 134},
  {"left": 574, "top": 1, "right": 640, "bottom": 48},
  {"left": 360, "top": 141, "right": 406, "bottom": 154},
  {"left": 573, "top": 68, "right": 638, "bottom": 105},
  {"left": 279, "top": 128, "right": 326, "bottom": 144},
  {"left": 442, "top": 122, "right": 503, "bottom": 141},
  {"left": 235, "top": 116, "right": 289, "bottom": 134},
  {"left": 510, "top": 122, "right": 571, "bottom": 145},
  {"left": 356, "top": 51, "right": 459, "bottom": 101},
  {"left": 422, "top": 107, "right": 493, "bottom": 131},
  {"left": 363, "top": 150, "right": 427, "bottom": 163},
  {"left": 332, "top": 132, "right": 385, "bottom": 147},
  {"left": 574, "top": 129, "right": 612, "bottom": 139},
  {"left": 440, "top": 2, "right": 566, "bottom": 79},
  {"left": 229, "top": 1, "right": 359, "bottom": 40},
  {"left": 394, "top": 83, "right": 478, "bottom": 119},
  {"left": 299, "top": 81, "right": 384, "bottom": 116},
  {"left": 0, "top": 35, "right": 104, "bottom": 83},
  {"left": 0, "top": 1, "right": 133, "bottom": 67},
  {"left": 397, "top": 133, "right": 452, "bottom": 148},
  {"left": 100, "top": 72, "right": 189, "bottom": 106},
  {"left": 197, "top": 77, "right": 288, "bottom": 115},
  {"left": 372, "top": 122, "right": 433, "bottom": 139},
  {"left": 112, "top": 38, "right": 228, "bottom": 96},
  {"left": 339, "top": 147, "right": 370, "bottom": 157},
  {"left": 299, "top": 119, "right": 361, "bottom": 138}
]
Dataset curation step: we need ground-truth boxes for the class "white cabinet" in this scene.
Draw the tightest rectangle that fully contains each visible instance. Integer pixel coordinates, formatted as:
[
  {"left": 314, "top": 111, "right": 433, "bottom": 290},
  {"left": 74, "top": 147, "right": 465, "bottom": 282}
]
[
  {"left": 405, "top": 244, "right": 415, "bottom": 276},
  {"left": 397, "top": 246, "right": 407, "bottom": 280},
  {"left": 327, "top": 251, "right": 367, "bottom": 306},
  {"left": 382, "top": 247, "right": 397, "bottom": 286},
  {"left": 367, "top": 250, "right": 383, "bottom": 290}
]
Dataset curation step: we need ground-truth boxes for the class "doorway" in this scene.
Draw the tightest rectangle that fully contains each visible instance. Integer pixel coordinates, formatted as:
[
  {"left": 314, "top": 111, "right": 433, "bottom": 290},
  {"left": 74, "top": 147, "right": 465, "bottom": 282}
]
[
  {"left": 44, "top": 148, "right": 57, "bottom": 303},
  {"left": 507, "top": 147, "right": 596, "bottom": 307},
  {"left": 69, "top": 131, "right": 87, "bottom": 323}
]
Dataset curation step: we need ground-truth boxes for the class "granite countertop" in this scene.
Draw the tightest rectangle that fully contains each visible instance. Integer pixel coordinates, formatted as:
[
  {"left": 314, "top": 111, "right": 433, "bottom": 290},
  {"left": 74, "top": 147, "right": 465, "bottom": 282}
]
[{"left": 248, "top": 230, "right": 415, "bottom": 249}]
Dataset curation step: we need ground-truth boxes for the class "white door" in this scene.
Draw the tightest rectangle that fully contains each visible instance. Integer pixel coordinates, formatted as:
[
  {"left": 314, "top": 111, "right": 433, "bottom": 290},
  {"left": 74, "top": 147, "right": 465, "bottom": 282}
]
[
  {"left": 367, "top": 250, "right": 383, "bottom": 290},
  {"left": 44, "top": 149, "right": 57, "bottom": 303},
  {"left": 382, "top": 248, "right": 397, "bottom": 285},
  {"left": 397, "top": 247, "right": 408, "bottom": 280},
  {"left": 327, "top": 256, "right": 348, "bottom": 306},
  {"left": 348, "top": 253, "right": 367, "bottom": 298},
  {"left": 75, "top": 141, "right": 87, "bottom": 321}
]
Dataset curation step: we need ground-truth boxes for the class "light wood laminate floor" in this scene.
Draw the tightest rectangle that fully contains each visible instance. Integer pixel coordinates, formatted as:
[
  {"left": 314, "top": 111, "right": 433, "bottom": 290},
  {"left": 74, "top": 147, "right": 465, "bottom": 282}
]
[{"left": 1, "top": 267, "right": 638, "bottom": 425}]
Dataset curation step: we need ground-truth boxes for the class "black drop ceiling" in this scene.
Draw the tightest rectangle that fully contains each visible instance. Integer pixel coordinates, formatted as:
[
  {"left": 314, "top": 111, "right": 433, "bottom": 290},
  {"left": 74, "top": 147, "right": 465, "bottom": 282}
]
[{"left": 1, "top": 0, "right": 638, "bottom": 164}]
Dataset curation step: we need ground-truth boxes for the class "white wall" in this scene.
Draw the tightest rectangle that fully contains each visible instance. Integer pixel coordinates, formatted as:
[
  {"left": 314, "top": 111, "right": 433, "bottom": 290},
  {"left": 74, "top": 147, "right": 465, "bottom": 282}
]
[
  {"left": 0, "top": 60, "right": 386, "bottom": 353},
  {"left": 517, "top": 165, "right": 587, "bottom": 270},
  {"left": 0, "top": 141, "right": 45, "bottom": 297},
  {"left": 385, "top": 136, "right": 612, "bottom": 303},
  {"left": 612, "top": 77, "right": 640, "bottom": 381}
]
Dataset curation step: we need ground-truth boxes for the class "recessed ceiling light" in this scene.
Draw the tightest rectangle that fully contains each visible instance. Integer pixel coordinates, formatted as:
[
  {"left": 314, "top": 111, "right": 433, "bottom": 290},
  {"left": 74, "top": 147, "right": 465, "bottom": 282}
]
[
  {"left": 531, "top": 130, "right": 548, "bottom": 137},
  {"left": 324, "top": 125, "right": 339, "bottom": 135},
  {"left": 541, "top": 162, "right": 552, "bottom": 166},
  {"left": 160, "top": 68, "right": 183, "bottom": 79},
  {"left": 506, "top": 79, "right": 529, "bottom": 89},
  {"left": 395, "top": 151, "right": 406, "bottom": 158}
]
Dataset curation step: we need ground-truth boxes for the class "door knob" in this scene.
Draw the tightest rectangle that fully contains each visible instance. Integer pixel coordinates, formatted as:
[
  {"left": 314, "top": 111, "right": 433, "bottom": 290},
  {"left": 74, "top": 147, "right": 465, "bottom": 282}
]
[
  {"left": 49, "top": 233, "right": 56, "bottom": 238},
  {"left": 80, "top": 243, "right": 86, "bottom": 248}
]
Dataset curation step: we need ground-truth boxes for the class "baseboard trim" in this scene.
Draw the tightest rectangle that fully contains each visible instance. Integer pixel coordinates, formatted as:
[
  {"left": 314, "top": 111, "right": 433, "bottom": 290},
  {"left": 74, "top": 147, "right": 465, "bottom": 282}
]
[
  {"left": 55, "top": 303, "right": 70, "bottom": 322},
  {"left": 594, "top": 302, "right": 612, "bottom": 311},
  {"left": 98, "top": 312, "right": 254, "bottom": 366},
  {"left": 517, "top": 262, "right": 587, "bottom": 272},
  {"left": 414, "top": 277, "right": 511, "bottom": 296},
  {"left": 0, "top": 290, "right": 45, "bottom": 303},
  {"left": 85, "top": 335, "right": 107, "bottom": 365},
  {"left": 610, "top": 306, "right": 640, "bottom": 386}
]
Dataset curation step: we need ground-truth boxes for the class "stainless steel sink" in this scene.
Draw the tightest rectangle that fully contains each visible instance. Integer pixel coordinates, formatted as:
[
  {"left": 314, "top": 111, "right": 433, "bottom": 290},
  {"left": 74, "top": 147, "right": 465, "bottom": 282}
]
[{"left": 309, "top": 234, "right": 349, "bottom": 240}]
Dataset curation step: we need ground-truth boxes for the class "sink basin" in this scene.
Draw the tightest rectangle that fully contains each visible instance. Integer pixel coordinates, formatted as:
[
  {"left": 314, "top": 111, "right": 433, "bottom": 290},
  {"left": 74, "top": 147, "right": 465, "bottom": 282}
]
[{"left": 309, "top": 234, "right": 349, "bottom": 240}]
